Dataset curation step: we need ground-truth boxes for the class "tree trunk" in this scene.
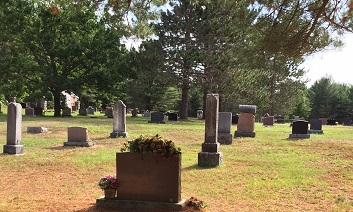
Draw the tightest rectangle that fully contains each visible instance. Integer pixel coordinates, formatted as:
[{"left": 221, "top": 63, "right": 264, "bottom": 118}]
[
  {"left": 179, "top": 84, "right": 189, "bottom": 120},
  {"left": 202, "top": 89, "right": 207, "bottom": 119},
  {"left": 53, "top": 90, "right": 62, "bottom": 117}
]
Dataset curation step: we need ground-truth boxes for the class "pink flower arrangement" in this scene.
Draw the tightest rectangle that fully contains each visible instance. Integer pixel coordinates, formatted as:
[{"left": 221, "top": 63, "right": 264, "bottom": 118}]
[{"left": 98, "top": 174, "right": 120, "bottom": 190}]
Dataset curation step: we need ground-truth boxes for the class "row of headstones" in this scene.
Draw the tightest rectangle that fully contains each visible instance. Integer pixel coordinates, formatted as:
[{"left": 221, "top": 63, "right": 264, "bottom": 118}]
[{"left": 3, "top": 100, "right": 130, "bottom": 154}]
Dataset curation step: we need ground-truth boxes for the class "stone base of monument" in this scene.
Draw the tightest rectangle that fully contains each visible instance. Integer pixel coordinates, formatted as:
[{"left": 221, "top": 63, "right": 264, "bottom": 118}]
[
  {"left": 198, "top": 152, "right": 223, "bottom": 167},
  {"left": 96, "top": 198, "right": 186, "bottom": 211},
  {"left": 308, "top": 130, "right": 323, "bottom": 134},
  {"left": 234, "top": 131, "right": 256, "bottom": 138},
  {"left": 3, "top": 145, "right": 24, "bottom": 155},
  {"left": 218, "top": 133, "right": 233, "bottom": 145},
  {"left": 63, "top": 141, "right": 94, "bottom": 147},
  {"left": 289, "top": 134, "right": 310, "bottom": 139},
  {"left": 110, "top": 132, "right": 128, "bottom": 138}
]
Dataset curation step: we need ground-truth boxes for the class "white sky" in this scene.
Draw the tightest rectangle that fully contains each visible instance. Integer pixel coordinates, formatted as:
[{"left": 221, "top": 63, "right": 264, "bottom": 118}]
[{"left": 301, "top": 33, "right": 353, "bottom": 87}]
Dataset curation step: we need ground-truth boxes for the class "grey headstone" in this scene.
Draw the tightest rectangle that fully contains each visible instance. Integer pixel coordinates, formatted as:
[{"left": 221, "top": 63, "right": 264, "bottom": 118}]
[
  {"left": 79, "top": 108, "right": 87, "bottom": 116},
  {"left": 143, "top": 111, "right": 151, "bottom": 117},
  {"left": 198, "top": 93, "right": 222, "bottom": 167},
  {"left": 110, "top": 100, "right": 128, "bottom": 138},
  {"left": 148, "top": 112, "right": 165, "bottom": 124},
  {"left": 218, "top": 112, "right": 232, "bottom": 145},
  {"left": 62, "top": 107, "right": 72, "bottom": 117},
  {"left": 3, "top": 103, "right": 24, "bottom": 155},
  {"left": 196, "top": 110, "right": 203, "bottom": 119},
  {"left": 87, "top": 106, "right": 95, "bottom": 115},
  {"left": 308, "top": 119, "right": 323, "bottom": 134}
]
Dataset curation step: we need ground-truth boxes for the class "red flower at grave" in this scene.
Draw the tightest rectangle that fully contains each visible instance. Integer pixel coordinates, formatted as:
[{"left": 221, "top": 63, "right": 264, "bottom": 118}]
[{"left": 98, "top": 174, "right": 120, "bottom": 190}]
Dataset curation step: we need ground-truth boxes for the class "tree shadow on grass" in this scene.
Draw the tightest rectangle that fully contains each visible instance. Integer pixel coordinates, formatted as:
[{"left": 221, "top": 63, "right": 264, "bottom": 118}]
[
  {"left": 75, "top": 205, "right": 176, "bottom": 212},
  {"left": 46, "top": 145, "right": 77, "bottom": 151},
  {"left": 182, "top": 163, "right": 217, "bottom": 171}
]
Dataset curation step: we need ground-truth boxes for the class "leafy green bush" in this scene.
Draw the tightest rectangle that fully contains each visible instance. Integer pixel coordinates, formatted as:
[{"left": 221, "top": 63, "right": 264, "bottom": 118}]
[{"left": 120, "top": 134, "right": 181, "bottom": 158}]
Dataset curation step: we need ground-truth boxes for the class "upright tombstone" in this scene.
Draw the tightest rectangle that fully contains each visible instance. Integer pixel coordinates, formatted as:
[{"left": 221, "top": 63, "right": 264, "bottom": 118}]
[
  {"left": 86, "top": 106, "right": 95, "bottom": 115},
  {"left": 198, "top": 93, "right": 222, "bottom": 167},
  {"left": 168, "top": 113, "right": 179, "bottom": 122},
  {"left": 40, "top": 97, "right": 47, "bottom": 111},
  {"left": 308, "top": 119, "right": 323, "bottom": 134},
  {"left": 319, "top": 118, "right": 328, "bottom": 125},
  {"left": 64, "top": 127, "right": 94, "bottom": 147},
  {"left": 342, "top": 117, "right": 352, "bottom": 126},
  {"left": 3, "top": 103, "right": 24, "bottom": 155},
  {"left": 263, "top": 116, "right": 274, "bottom": 126},
  {"left": 218, "top": 112, "right": 233, "bottom": 145},
  {"left": 275, "top": 115, "right": 285, "bottom": 124},
  {"left": 131, "top": 108, "right": 138, "bottom": 117},
  {"left": 289, "top": 120, "right": 310, "bottom": 138},
  {"left": 110, "top": 101, "right": 128, "bottom": 138},
  {"left": 235, "top": 105, "right": 256, "bottom": 138},
  {"left": 62, "top": 107, "right": 72, "bottom": 117},
  {"left": 148, "top": 112, "right": 166, "bottom": 124},
  {"left": 143, "top": 110, "right": 151, "bottom": 117},
  {"left": 105, "top": 107, "right": 113, "bottom": 118},
  {"left": 34, "top": 107, "right": 43, "bottom": 116},
  {"left": 78, "top": 108, "right": 87, "bottom": 116},
  {"left": 196, "top": 110, "right": 203, "bottom": 119},
  {"left": 232, "top": 115, "right": 239, "bottom": 125},
  {"left": 25, "top": 108, "right": 35, "bottom": 117}
]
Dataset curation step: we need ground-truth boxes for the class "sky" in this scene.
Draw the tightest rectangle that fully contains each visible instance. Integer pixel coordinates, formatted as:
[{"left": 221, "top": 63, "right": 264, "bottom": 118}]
[{"left": 300, "top": 33, "right": 353, "bottom": 87}]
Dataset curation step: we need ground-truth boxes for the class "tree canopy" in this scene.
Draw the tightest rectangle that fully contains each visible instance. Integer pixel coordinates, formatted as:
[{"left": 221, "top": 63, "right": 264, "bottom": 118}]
[{"left": 0, "top": 0, "right": 131, "bottom": 116}]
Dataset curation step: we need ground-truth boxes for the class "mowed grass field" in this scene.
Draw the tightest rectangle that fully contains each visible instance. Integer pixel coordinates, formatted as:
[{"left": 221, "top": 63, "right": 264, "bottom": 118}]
[{"left": 0, "top": 108, "right": 353, "bottom": 211}]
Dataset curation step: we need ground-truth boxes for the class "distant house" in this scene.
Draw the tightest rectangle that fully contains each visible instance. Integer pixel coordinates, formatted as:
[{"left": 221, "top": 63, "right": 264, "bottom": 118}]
[{"left": 61, "top": 91, "right": 79, "bottom": 109}]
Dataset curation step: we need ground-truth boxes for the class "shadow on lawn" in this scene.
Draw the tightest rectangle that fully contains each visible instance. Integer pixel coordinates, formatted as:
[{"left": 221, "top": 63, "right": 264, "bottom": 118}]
[
  {"left": 75, "top": 205, "right": 183, "bottom": 212},
  {"left": 182, "top": 163, "right": 216, "bottom": 171}
]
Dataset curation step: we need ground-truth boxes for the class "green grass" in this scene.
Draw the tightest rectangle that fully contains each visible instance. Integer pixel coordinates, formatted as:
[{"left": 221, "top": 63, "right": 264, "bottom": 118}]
[{"left": 0, "top": 110, "right": 353, "bottom": 211}]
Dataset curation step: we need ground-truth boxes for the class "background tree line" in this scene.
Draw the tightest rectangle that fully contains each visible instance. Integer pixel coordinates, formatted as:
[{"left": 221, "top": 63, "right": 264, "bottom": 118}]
[{"left": 0, "top": 0, "right": 353, "bottom": 119}]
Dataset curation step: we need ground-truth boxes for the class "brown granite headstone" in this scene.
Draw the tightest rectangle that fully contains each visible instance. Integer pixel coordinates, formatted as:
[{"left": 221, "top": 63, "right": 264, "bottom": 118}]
[{"left": 263, "top": 116, "right": 274, "bottom": 126}]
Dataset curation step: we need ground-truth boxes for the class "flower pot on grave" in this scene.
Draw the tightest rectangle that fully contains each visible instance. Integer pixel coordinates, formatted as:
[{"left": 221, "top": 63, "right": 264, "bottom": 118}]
[
  {"left": 116, "top": 152, "right": 181, "bottom": 203},
  {"left": 104, "top": 188, "right": 117, "bottom": 199}
]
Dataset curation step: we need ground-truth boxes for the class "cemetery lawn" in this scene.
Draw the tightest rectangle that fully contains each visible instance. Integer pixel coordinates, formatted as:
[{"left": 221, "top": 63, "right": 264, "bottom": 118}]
[{"left": 1, "top": 112, "right": 353, "bottom": 211}]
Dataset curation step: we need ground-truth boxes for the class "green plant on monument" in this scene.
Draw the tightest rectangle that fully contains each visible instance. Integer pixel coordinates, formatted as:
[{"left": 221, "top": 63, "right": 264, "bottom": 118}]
[{"left": 120, "top": 134, "right": 181, "bottom": 158}]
